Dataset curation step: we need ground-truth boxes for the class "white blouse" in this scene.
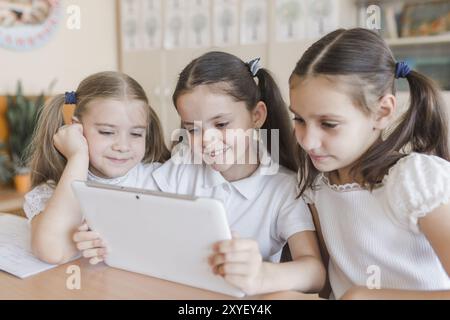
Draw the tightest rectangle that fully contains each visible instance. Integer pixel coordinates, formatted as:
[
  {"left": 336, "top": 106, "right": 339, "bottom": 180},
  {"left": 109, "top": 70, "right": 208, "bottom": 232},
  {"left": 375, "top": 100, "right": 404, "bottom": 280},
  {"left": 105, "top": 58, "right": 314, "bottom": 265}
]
[
  {"left": 152, "top": 158, "right": 315, "bottom": 262},
  {"left": 303, "top": 153, "right": 450, "bottom": 299},
  {"left": 23, "top": 162, "right": 162, "bottom": 221}
]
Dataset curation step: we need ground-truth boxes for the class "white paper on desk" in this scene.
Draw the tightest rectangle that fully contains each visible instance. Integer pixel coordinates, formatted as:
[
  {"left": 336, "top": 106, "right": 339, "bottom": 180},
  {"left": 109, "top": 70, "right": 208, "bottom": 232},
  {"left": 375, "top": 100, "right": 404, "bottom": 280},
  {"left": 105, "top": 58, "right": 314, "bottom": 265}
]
[{"left": 0, "top": 214, "right": 57, "bottom": 278}]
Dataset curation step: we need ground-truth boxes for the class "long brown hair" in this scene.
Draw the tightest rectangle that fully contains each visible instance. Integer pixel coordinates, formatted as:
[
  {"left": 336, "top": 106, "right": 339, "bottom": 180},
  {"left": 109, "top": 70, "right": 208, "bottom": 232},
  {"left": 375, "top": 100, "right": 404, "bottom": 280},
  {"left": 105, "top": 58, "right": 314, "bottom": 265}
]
[
  {"left": 290, "top": 28, "right": 449, "bottom": 195},
  {"left": 28, "top": 71, "right": 170, "bottom": 187},
  {"left": 173, "top": 51, "right": 298, "bottom": 172}
]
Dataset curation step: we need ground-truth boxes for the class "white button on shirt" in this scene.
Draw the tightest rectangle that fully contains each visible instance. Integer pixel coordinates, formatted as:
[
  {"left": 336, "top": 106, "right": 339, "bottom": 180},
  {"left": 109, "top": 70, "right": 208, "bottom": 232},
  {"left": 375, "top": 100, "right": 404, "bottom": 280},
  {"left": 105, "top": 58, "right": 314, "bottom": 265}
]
[{"left": 152, "top": 159, "right": 315, "bottom": 262}]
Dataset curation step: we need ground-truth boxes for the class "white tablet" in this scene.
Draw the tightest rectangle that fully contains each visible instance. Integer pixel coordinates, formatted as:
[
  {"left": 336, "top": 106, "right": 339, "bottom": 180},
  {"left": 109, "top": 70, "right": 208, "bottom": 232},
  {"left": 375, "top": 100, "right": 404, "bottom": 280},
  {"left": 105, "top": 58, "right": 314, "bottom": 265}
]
[{"left": 71, "top": 180, "right": 245, "bottom": 297}]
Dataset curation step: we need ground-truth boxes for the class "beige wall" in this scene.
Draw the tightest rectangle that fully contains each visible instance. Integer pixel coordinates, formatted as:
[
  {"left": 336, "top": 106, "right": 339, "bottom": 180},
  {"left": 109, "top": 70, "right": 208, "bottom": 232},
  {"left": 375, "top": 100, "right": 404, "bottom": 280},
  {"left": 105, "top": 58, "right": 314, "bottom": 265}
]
[{"left": 0, "top": 0, "right": 118, "bottom": 95}]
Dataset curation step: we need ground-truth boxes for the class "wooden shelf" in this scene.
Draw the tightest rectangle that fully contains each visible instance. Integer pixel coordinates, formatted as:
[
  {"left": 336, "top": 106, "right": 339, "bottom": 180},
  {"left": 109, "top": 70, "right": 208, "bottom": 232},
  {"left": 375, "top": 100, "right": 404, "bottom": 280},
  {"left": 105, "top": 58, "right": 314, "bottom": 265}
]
[{"left": 386, "top": 34, "right": 450, "bottom": 46}]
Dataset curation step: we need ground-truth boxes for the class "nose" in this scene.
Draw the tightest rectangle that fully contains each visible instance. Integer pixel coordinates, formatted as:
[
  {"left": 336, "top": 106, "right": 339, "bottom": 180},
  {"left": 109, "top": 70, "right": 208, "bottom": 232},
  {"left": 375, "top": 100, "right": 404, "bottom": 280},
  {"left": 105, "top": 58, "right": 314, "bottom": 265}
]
[
  {"left": 112, "top": 133, "right": 130, "bottom": 152},
  {"left": 296, "top": 125, "right": 321, "bottom": 152},
  {"left": 202, "top": 128, "right": 223, "bottom": 150}
]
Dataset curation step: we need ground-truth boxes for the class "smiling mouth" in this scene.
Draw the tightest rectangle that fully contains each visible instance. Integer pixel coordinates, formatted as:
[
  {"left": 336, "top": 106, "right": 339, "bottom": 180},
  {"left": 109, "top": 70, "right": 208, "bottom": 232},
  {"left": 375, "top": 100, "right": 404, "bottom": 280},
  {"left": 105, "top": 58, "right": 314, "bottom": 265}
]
[
  {"left": 106, "top": 157, "right": 130, "bottom": 164},
  {"left": 203, "top": 146, "right": 231, "bottom": 158}
]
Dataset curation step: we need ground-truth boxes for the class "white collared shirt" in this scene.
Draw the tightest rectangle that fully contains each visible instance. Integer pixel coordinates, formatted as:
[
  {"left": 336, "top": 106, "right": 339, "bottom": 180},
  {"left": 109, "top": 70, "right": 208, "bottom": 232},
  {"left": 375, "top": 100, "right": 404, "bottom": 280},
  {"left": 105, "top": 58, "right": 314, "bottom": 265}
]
[{"left": 152, "top": 159, "right": 315, "bottom": 262}]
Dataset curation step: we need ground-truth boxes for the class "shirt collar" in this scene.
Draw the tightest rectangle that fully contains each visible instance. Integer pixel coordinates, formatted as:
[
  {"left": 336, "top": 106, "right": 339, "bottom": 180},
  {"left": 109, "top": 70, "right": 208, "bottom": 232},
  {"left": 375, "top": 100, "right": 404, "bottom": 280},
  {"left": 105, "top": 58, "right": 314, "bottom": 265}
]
[
  {"left": 87, "top": 164, "right": 138, "bottom": 185},
  {"left": 202, "top": 155, "right": 280, "bottom": 200}
]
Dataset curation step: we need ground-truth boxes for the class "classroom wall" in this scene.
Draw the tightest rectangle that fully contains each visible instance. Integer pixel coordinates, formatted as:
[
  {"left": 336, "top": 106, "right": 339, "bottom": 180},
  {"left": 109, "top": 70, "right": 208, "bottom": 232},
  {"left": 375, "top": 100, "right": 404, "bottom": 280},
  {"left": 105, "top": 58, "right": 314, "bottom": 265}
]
[
  {"left": 0, "top": 0, "right": 118, "bottom": 96},
  {"left": 119, "top": 0, "right": 358, "bottom": 142}
]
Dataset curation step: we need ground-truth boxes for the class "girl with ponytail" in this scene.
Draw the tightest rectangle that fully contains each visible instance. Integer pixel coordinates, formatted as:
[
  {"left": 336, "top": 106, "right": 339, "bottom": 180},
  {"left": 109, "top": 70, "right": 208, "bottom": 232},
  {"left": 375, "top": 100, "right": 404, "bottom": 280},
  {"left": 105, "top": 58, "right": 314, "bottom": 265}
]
[
  {"left": 25, "top": 71, "right": 170, "bottom": 265},
  {"left": 289, "top": 28, "right": 450, "bottom": 299},
  {"left": 163, "top": 51, "right": 324, "bottom": 295}
]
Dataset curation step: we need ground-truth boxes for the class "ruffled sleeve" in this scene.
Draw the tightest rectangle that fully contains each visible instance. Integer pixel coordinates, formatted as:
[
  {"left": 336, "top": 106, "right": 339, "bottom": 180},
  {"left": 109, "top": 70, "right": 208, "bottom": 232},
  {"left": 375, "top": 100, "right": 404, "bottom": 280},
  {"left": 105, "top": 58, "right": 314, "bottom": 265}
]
[
  {"left": 382, "top": 153, "right": 450, "bottom": 234},
  {"left": 23, "top": 182, "right": 55, "bottom": 221}
]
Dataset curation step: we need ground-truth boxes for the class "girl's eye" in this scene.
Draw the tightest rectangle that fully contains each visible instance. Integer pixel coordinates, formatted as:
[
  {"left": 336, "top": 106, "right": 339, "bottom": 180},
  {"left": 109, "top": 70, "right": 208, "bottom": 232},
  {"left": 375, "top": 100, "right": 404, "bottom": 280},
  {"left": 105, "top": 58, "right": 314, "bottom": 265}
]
[
  {"left": 99, "top": 131, "right": 114, "bottom": 135},
  {"left": 293, "top": 117, "right": 305, "bottom": 124},
  {"left": 215, "top": 122, "right": 228, "bottom": 129},
  {"left": 187, "top": 128, "right": 200, "bottom": 134},
  {"left": 322, "top": 122, "right": 338, "bottom": 129},
  {"left": 131, "top": 132, "right": 144, "bottom": 137}
]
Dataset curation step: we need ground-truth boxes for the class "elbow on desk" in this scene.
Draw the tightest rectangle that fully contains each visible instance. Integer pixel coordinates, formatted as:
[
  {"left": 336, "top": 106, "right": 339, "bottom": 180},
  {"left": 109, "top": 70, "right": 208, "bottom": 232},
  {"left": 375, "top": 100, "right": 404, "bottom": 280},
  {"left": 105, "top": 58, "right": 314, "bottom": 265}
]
[
  {"left": 30, "top": 231, "right": 74, "bottom": 265},
  {"left": 29, "top": 214, "right": 76, "bottom": 265},
  {"left": 31, "top": 239, "right": 67, "bottom": 265}
]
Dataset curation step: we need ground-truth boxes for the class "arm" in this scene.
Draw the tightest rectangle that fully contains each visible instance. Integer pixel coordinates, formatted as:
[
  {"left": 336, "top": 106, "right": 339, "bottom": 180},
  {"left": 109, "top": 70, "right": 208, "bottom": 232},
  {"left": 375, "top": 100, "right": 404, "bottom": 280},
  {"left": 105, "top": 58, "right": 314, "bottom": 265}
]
[
  {"left": 209, "top": 231, "right": 326, "bottom": 295},
  {"left": 259, "top": 231, "right": 326, "bottom": 293},
  {"left": 342, "top": 202, "right": 450, "bottom": 300},
  {"left": 31, "top": 124, "right": 89, "bottom": 264}
]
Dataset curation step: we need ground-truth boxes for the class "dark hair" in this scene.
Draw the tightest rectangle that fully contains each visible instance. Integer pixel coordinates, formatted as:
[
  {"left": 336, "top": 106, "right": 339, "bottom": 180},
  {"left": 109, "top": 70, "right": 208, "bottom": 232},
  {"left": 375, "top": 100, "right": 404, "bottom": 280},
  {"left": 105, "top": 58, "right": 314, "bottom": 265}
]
[
  {"left": 28, "top": 71, "right": 170, "bottom": 187},
  {"left": 173, "top": 51, "right": 298, "bottom": 172},
  {"left": 290, "top": 28, "right": 449, "bottom": 195}
]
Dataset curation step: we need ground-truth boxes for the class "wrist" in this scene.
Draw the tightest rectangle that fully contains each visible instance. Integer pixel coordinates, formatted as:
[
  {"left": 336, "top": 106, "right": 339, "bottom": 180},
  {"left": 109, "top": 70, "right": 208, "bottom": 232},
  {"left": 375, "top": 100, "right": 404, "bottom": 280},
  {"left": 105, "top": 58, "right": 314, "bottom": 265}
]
[
  {"left": 251, "top": 262, "right": 270, "bottom": 295},
  {"left": 68, "top": 152, "right": 89, "bottom": 163},
  {"left": 66, "top": 153, "right": 89, "bottom": 172}
]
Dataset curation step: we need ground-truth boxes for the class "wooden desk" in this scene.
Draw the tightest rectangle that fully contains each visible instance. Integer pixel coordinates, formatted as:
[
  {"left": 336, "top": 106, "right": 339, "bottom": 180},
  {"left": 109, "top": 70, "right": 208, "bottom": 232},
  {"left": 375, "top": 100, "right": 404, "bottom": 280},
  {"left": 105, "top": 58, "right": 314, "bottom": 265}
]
[
  {"left": 0, "top": 187, "right": 25, "bottom": 216},
  {"left": 0, "top": 258, "right": 320, "bottom": 300},
  {"left": 0, "top": 213, "right": 320, "bottom": 300}
]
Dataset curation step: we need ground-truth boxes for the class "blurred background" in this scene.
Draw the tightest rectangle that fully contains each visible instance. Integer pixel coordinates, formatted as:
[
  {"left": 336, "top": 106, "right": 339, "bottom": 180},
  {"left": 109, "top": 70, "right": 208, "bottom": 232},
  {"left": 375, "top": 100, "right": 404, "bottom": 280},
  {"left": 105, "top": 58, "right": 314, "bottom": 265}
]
[{"left": 1, "top": 0, "right": 450, "bottom": 214}]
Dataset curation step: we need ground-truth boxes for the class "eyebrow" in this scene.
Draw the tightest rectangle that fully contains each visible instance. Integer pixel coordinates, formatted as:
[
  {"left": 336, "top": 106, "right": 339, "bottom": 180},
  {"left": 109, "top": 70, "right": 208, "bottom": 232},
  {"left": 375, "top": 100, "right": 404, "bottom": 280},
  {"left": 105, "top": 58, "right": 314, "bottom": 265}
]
[
  {"left": 94, "top": 123, "right": 146, "bottom": 129},
  {"left": 288, "top": 107, "right": 344, "bottom": 120},
  {"left": 182, "top": 113, "right": 233, "bottom": 125}
]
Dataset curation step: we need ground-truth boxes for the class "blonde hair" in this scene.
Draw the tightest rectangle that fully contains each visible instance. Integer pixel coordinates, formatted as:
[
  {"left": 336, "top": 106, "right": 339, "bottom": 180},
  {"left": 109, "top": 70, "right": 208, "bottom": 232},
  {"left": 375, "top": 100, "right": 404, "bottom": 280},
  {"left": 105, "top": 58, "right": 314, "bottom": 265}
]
[{"left": 28, "top": 71, "right": 170, "bottom": 187}]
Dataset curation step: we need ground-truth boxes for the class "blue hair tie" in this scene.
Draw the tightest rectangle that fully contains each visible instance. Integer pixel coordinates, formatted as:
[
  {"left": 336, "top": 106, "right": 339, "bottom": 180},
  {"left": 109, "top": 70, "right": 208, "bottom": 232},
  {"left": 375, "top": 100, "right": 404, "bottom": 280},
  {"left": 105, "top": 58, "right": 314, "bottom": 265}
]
[
  {"left": 65, "top": 91, "right": 77, "bottom": 104},
  {"left": 395, "top": 61, "right": 411, "bottom": 79}
]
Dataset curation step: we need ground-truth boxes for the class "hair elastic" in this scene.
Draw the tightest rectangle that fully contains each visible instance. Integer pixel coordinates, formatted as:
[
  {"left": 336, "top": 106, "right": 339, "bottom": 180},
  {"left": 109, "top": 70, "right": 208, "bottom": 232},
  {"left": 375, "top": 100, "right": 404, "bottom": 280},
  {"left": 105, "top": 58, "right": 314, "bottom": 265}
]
[
  {"left": 395, "top": 61, "right": 411, "bottom": 79},
  {"left": 247, "top": 57, "right": 261, "bottom": 77},
  {"left": 63, "top": 91, "right": 77, "bottom": 125}
]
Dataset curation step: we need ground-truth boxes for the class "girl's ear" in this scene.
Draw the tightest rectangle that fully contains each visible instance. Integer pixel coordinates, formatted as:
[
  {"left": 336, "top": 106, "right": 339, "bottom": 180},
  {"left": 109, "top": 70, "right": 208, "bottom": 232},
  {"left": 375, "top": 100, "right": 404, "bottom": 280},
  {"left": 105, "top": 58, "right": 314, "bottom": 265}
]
[
  {"left": 373, "top": 94, "right": 396, "bottom": 130},
  {"left": 252, "top": 101, "right": 268, "bottom": 128}
]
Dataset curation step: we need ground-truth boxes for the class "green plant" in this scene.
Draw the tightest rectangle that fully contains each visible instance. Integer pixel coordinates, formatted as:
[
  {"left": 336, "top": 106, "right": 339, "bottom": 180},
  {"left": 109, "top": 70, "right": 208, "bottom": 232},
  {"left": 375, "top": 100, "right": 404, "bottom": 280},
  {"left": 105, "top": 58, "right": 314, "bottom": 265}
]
[
  {"left": 0, "top": 142, "right": 13, "bottom": 184},
  {"left": 6, "top": 81, "right": 45, "bottom": 173}
]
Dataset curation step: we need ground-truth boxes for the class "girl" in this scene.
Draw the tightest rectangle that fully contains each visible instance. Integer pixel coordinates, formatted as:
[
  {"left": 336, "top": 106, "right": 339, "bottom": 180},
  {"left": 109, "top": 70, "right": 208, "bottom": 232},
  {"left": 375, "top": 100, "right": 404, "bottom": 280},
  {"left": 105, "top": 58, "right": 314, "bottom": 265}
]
[
  {"left": 24, "top": 71, "right": 170, "bottom": 265},
  {"left": 75, "top": 52, "right": 326, "bottom": 296},
  {"left": 289, "top": 28, "right": 450, "bottom": 299}
]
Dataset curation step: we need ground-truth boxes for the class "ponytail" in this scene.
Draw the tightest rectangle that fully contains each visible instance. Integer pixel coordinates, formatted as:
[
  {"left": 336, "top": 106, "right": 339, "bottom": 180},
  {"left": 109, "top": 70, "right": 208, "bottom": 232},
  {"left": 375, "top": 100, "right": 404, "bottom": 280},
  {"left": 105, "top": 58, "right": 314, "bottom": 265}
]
[
  {"left": 358, "top": 70, "right": 450, "bottom": 185},
  {"left": 256, "top": 69, "right": 298, "bottom": 172},
  {"left": 404, "top": 71, "right": 449, "bottom": 158},
  {"left": 27, "top": 94, "right": 67, "bottom": 187}
]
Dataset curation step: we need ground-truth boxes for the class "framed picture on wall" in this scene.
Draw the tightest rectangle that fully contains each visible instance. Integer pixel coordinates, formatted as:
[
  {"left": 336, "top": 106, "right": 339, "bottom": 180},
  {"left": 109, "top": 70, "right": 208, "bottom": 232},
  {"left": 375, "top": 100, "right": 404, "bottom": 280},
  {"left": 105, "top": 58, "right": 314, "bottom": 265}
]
[
  {"left": 401, "top": 0, "right": 450, "bottom": 37},
  {"left": 0, "top": 0, "right": 63, "bottom": 51}
]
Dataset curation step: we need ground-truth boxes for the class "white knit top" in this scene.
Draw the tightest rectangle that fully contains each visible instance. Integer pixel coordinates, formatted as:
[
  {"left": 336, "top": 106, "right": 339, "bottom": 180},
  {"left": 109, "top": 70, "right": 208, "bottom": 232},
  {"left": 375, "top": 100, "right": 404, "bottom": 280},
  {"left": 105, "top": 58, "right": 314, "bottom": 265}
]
[{"left": 303, "top": 153, "right": 450, "bottom": 299}]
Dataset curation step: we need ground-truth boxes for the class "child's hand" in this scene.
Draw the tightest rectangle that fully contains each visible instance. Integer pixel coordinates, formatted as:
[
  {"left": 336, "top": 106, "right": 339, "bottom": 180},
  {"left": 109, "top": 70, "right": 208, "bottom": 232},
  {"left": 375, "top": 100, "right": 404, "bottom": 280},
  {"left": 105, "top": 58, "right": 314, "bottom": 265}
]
[
  {"left": 53, "top": 123, "right": 88, "bottom": 160},
  {"left": 208, "top": 234, "right": 264, "bottom": 295},
  {"left": 73, "top": 222, "right": 108, "bottom": 265}
]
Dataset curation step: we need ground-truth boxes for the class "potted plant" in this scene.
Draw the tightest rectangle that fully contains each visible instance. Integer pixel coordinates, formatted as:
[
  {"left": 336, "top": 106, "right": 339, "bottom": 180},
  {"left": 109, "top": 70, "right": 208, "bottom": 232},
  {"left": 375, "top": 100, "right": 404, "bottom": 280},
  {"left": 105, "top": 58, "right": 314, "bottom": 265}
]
[
  {"left": 6, "top": 81, "right": 45, "bottom": 193},
  {"left": 0, "top": 142, "right": 13, "bottom": 186}
]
